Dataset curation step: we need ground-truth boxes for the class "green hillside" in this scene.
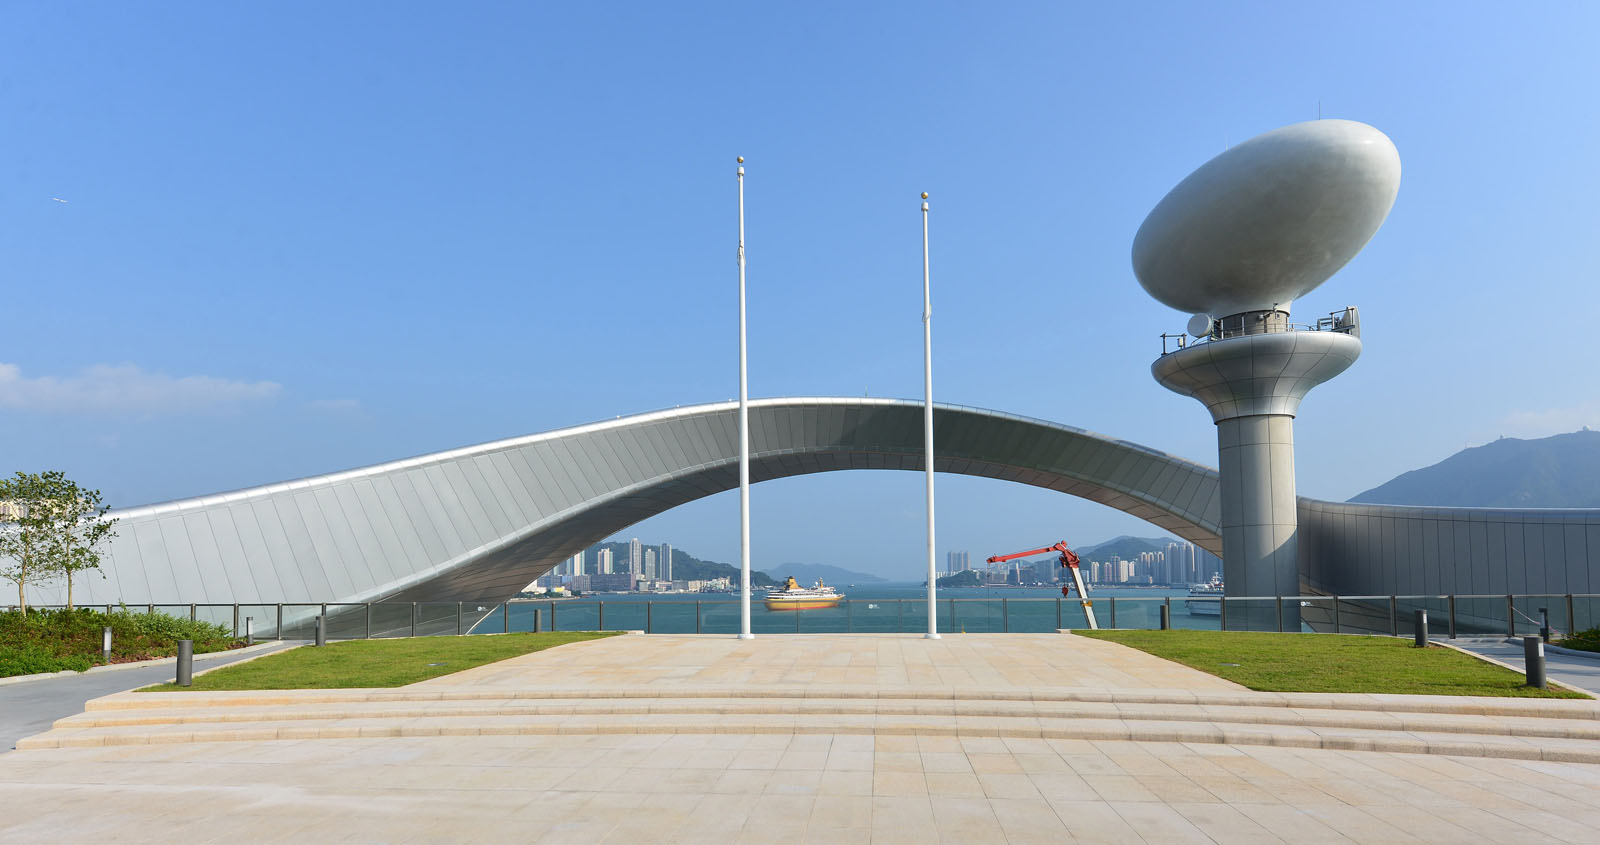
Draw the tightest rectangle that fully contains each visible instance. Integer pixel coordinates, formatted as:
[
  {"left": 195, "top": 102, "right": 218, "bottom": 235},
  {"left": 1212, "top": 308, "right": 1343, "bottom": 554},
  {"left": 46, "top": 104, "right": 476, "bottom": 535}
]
[{"left": 1350, "top": 429, "right": 1600, "bottom": 508}]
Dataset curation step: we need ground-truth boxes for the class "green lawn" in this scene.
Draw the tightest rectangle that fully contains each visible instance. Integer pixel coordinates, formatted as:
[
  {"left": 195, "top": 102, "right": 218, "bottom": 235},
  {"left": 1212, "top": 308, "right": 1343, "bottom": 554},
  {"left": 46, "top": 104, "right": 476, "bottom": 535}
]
[
  {"left": 1077, "top": 630, "right": 1589, "bottom": 699},
  {"left": 140, "top": 631, "right": 619, "bottom": 690}
]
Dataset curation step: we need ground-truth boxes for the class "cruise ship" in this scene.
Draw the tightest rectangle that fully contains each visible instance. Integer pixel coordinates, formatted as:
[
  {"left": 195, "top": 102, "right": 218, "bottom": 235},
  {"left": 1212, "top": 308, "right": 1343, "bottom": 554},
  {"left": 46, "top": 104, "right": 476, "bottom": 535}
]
[{"left": 763, "top": 577, "right": 844, "bottom": 611}]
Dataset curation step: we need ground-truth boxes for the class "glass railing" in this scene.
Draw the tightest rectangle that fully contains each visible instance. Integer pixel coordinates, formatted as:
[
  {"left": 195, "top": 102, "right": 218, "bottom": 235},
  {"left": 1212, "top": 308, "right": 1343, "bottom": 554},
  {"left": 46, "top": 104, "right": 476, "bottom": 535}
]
[{"left": 16, "top": 594, "right": 1600, "bottom": 642}]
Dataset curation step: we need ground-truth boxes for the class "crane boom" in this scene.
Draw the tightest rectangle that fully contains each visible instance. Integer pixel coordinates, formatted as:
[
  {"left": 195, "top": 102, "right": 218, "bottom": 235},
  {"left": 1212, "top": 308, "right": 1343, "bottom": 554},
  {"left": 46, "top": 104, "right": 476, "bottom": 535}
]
[{"left": 985, "top": 540, "right": 1097, "bottom": 629}]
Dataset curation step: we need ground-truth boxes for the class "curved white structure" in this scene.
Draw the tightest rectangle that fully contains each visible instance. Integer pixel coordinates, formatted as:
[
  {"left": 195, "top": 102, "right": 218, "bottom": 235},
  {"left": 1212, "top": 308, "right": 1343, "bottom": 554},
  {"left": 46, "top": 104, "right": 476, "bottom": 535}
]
[{"left": 1133, "top": 119, "right": 1401, "bottom": 318}]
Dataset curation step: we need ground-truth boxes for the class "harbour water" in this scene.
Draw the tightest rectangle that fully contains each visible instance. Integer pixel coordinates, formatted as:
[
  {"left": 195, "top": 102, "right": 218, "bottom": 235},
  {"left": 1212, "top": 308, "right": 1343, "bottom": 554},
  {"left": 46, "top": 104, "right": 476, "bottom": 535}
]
[{"left": 498, "top": 584, "right": 1221, "bottom": 635}]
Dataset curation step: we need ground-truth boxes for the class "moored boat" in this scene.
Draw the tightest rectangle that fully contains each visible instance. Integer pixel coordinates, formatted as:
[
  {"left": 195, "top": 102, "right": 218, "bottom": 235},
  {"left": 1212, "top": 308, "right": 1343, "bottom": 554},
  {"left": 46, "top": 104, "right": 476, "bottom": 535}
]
[{"left": 1187, "top": 575, "right": 1223, "bottom": 616}]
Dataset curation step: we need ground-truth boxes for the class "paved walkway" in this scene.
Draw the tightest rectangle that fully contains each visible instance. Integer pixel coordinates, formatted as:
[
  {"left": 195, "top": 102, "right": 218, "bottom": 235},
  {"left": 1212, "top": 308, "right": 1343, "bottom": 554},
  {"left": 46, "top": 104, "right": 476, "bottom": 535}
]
[
  {"left": 4, "top": 633, "right": 1600, "bottom": 843},
  {"left": 1448, "top": 638, "right": 1600, "bottom": 696},
  {"left": 0, "top": 642, "right": 290, "bottom": 752}
]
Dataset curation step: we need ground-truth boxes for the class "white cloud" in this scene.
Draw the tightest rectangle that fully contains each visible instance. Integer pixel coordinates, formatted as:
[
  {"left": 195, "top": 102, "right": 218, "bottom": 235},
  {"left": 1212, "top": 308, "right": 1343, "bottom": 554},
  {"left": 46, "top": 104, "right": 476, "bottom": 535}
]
[{"left": 0, "top": 362, "right": 281, "bottom": 415}]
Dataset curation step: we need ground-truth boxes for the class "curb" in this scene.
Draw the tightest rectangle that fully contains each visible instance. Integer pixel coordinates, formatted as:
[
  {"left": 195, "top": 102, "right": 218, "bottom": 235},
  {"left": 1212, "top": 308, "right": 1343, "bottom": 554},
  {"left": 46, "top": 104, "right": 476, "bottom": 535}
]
[
  {"left": 1436, "top": 640, "right": 1593, "bottom": 697},
  {"left": 0, "top": 641, "right": 289, "bottom": 687},
  {"left": 1502, "top": 639, "right": 1600, "bottom": 661}
]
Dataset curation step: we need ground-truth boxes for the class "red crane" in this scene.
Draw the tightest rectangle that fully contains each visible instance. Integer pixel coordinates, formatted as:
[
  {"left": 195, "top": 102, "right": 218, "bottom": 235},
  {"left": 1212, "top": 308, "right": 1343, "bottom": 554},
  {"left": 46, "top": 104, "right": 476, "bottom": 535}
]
[{"left": 985, "top": 541, "right": 1099, "bottom": 629}]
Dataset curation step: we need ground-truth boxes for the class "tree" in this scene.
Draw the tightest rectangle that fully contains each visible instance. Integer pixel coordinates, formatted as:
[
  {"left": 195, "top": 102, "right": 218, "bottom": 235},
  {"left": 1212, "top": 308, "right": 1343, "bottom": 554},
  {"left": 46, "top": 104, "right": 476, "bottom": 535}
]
[{"left": 0, "top": 471, "right": 119, "bottom": 612}]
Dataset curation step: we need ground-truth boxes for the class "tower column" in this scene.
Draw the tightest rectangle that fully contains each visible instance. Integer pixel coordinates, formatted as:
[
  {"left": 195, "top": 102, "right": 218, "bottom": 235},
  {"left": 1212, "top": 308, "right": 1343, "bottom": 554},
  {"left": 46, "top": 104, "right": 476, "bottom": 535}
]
[{"left": 1152, "top": 323, "right": 1361, "bottom": 629}]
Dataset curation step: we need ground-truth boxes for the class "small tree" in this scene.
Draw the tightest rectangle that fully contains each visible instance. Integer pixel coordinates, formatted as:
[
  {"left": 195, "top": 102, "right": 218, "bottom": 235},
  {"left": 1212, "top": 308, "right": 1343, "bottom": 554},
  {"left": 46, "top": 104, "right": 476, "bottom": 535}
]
[{"left": 0, "top": 471, "right": 119, "bottom": 612}]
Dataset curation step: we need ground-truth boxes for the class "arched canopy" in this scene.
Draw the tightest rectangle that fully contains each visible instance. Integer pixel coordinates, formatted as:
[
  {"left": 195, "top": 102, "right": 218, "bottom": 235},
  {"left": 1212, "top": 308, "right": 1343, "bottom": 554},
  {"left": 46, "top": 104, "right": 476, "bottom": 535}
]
[{"left": 38, "top": 399, "right": 1223, "bottom": 605}]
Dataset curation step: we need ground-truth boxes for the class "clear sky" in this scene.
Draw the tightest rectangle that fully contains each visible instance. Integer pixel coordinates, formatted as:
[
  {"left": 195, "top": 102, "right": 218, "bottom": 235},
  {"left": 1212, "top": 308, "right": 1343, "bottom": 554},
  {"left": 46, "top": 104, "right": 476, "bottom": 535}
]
[{"left": 4, "top": 2, "right": 1597, "bottom": 579}]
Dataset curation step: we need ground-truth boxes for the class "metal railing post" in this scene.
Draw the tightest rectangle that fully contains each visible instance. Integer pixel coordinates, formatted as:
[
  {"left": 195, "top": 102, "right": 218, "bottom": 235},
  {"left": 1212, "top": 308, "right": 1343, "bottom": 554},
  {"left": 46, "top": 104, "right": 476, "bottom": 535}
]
[
  {"left": 795, "top": 604, "right": 801, "bottom": 633},
  {"left": 951, "top": 599, "right": 957, "bottom": 632},
  {"left": 503, "top": 604, "right": 509, "bottom": 634},
  {"left": 321, "top": 603, "right": 328, "bottom": 637},
  {"left": 1110, "top": 597, "right": 1118, "bottom": 629},
  {"left": 1276, "top": 597, "right": 1284, "bottom": 633},
  {"left": 1333, "top": 596, "right": 1340, "bottom": 633},
  {"left": 1389, "top": 596, "right": 1397, "bottom": 637},
  {"left": 457, "top": 602, "right": 463, "bottom": 635},
  {"left": 147, "top": 603, "right": 154, "bottom": 616},
  {"left": 1448, "top": 595, "right": 1457, "bottom": 639},
  {"left": 1566, "top": 594, "right": 1575, "bottom": 637},
  {"left": 647, "top": 601, "right": 653, "bottom": 634},
  {"left": 1002, "top": 598, "right": 1009, "bottom": 633},
  {"left": 411, "top": 603, "right": 418, "bottom": 638},
  {"left": 597, "top": 601, "right": 604, "bottom": 631},
  {"left": 190, "top": 603, "right": 196, "bottom": 622},
  {"left": 549, "top": 601, "right": 557, "bottom": 632},
  {"left": 696, "top": 601, "right": 703, "bottom": 634},
  {"left": 1218, "top": 597, "right": 1226, "bottom": 631},
  {"left": 897, "top": 600, "right": 904, "bottom": 632},
  {"left": 232, "top": 605, "right": 240, "bottom": 638},
  {"left": 1056, "top": 598, "right": 1062, "bottom": 630},
  {"left": 276, "top": 604, "right": 283, "bottom": 640},
  {"left": 1506, "top": 595, "right": 1516, "bottom": 638},
  {"left": 365, "top": 603, "right": 372, "bottom": 639}
]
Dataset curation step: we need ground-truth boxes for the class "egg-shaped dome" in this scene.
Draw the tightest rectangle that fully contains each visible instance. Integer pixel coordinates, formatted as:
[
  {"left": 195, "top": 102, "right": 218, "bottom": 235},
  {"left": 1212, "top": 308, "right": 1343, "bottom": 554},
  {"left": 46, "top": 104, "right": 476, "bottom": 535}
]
[{"left": 1132, "top": 119, "right": 1401, "bottom": 317}]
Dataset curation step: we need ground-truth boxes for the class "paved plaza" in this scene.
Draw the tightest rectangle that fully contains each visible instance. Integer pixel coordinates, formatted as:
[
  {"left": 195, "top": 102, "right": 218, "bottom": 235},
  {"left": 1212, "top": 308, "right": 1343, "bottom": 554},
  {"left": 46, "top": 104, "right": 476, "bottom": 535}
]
[{"left": 3, "top": 633, "right": 1600, "bottom": 843}]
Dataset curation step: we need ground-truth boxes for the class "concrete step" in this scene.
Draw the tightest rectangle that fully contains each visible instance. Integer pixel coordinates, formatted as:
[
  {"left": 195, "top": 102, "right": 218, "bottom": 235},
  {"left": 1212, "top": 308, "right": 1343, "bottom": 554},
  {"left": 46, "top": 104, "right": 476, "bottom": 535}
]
[
  {"left": 19, "top": 709, "right": 1600, "bottom": 763},
  {"left": 84, "top": 684, "right": 1600, "bottom": 719},
  {"left": 50, "top": 695, "right": 1600, "bottom": 742}
]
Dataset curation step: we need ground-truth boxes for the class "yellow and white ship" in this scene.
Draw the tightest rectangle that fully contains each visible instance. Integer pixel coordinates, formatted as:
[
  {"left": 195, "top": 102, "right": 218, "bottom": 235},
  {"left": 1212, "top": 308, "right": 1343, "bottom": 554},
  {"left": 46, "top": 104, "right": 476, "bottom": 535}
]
[{"left": 763, "top": 577, "right": 844, "bottom": 611}]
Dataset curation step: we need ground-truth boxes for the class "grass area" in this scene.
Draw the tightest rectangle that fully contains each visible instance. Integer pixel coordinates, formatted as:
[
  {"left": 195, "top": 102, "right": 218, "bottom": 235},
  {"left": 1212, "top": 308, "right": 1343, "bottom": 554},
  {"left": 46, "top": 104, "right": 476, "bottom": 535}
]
[
  {"left": 1077, "top": 630, "right": 1590, "bottom": 699},
  {"left": 2, "top": 608, "right": 240, "bottom": 677},
  {"left": 140, "top": 631, "right": 620, "bottom": 690}
]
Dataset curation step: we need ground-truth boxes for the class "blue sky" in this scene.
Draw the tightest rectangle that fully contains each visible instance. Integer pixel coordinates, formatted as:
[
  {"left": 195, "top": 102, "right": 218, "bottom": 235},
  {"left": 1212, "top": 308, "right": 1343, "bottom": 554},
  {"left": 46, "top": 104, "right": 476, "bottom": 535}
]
[{"left": 4, "top": 2, "right": 1597, "bottom": 578}]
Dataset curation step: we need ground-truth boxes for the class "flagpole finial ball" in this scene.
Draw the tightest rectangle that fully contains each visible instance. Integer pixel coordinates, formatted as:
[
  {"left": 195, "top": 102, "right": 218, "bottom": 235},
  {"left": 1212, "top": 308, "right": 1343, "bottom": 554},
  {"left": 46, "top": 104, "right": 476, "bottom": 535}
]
[
  {"left": 921, "top": 192, "right": 929, "bottom": 199},
  {"left": 737, "top": 156, "right": 744, "bottom": 163}
]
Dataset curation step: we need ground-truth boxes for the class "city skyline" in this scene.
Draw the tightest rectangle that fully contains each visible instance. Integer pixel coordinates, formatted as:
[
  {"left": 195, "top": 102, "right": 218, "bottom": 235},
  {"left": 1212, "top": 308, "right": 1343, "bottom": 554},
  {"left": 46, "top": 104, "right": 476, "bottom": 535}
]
[{"left": 5, "top": 4, "right": 1598, "bottom": 581}]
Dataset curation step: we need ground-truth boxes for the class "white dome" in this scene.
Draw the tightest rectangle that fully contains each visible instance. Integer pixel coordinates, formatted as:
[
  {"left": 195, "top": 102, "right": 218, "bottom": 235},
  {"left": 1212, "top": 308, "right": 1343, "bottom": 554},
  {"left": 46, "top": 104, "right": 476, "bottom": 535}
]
[{"left": 1132, "top": 119, "right": 1401, "bottom": 317}]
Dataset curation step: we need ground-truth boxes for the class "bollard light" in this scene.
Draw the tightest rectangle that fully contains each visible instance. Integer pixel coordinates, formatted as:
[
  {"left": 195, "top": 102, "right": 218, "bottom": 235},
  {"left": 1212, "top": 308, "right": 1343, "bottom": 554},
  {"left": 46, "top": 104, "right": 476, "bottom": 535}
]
[
  {"left": 245, "top": 616, "right": 254, "bottom": 646},
  {"left": 102, "top": 626, "right": 113, "bottom": 664},
  {"left": 1159, "top": 605, "right": 1171, "bottom": 630},
  {"left": 176, "top": 639, "right": 194, "bottom": 687},
  {"left": 1524, "top": 636, "right": 1547, "bottom": 689},
  {"left": 1413, "top": 610, "right": 1428, "bottom": 647},
  {"left": 315, "top": 615, "right": 326, "bottom": 647}
]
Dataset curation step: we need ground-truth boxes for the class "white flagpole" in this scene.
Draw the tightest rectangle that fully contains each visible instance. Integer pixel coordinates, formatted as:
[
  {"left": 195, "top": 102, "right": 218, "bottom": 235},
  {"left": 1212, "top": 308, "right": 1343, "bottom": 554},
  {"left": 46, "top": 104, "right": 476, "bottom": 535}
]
[
  {"left": 737, "top": 157, "right": 754, "bottom": 640},
  {"left": 922, "top": 192, "right": 940, "bottom": 640}
]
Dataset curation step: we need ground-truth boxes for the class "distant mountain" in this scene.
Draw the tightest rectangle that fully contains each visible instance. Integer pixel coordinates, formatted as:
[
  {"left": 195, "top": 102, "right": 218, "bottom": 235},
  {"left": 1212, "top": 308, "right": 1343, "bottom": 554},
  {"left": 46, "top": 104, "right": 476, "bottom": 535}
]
[
  {"left": 1074, "top": 535, "right": 1174, "bottom": 561},
  {"left": 1349, "top": 429, "right": 1600, "bottom": 508},
  {"left": 765, "top": 563, "right": 884, "bottom": 585}
]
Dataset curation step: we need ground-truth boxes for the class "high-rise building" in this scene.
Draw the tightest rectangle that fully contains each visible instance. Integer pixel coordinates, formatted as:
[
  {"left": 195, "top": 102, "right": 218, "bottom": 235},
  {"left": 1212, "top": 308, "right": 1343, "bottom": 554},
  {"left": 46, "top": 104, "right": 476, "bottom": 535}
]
[
  {"left": 629, "top": 538, "right": 642, "bottom": 575},
  {"left": 644, "top": 548, "right": 658, "bottom": 580},
  {"left": 596, "top": 547, "right": 614, "bottom": 575},
  {"left": 659, "top": 543, "right": 673, "bottom": 581},
  {"left": 571, "top": 550, "right": 585, "bottom": 577},
  {"left": 945, "top": 550, "right": 970, "bottom": 575}
]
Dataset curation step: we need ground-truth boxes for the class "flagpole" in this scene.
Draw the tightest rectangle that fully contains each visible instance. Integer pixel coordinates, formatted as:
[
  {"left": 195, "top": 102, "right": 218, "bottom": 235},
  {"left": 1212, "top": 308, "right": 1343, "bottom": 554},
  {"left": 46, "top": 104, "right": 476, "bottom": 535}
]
[
  {"left": 737, "top": 157, "right": 754, "bottom": 640},
  {"left": 922, "top": 192, "right": 940, "bottom": 640}
]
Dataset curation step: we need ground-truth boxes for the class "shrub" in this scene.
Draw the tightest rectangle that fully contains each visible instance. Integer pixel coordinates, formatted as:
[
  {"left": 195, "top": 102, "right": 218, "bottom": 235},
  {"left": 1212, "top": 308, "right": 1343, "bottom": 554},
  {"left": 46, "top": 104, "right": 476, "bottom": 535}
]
[
  {"left": 0, "top": 607, "right": 238, "bottom": 677},
  {"left": 1560, "top": 626, "right": 1600, "bottom": 653}
]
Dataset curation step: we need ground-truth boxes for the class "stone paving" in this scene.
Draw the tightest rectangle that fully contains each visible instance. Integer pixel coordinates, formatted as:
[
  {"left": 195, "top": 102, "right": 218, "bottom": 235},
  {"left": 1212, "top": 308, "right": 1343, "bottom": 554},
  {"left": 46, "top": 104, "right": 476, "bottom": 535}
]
[{"left": 3, "top": 633, "right": 1600, "bottom": 843}]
